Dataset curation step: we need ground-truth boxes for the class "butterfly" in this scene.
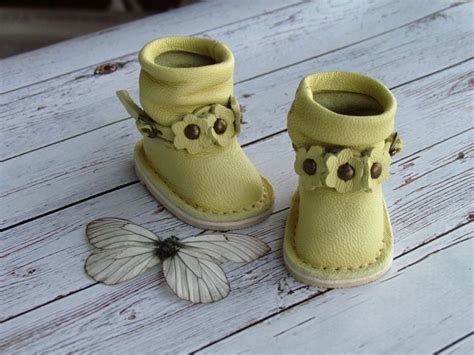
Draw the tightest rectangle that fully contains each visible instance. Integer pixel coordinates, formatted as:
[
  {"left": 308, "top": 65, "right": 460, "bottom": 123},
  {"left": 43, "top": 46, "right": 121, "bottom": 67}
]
[{"left": 84, "top": 218, "right": 270, "bottom": 303}]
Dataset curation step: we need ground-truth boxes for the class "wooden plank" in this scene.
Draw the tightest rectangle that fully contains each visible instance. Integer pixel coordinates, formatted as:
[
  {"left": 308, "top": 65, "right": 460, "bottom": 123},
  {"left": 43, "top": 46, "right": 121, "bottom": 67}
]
[
  {"left": 0, "top": 0, "right": 461, "bottom": 161},
  {"left": 0, "top": 0, "right": 301, "bottom": 93},
  {"left": 0, "top": 169, "right": 471, "bottom": 353},
  {"left": 202, "top": 225, "right": 473, "bottom": 354},
  {"left": 0, "top": 124, "right": 471, "bottom": 351},
  {"left": 1, "top": 46, "right": 472, "bottom": 230},
  {"left": 437, "top": 333, "right": 474, "bottom": 355}
]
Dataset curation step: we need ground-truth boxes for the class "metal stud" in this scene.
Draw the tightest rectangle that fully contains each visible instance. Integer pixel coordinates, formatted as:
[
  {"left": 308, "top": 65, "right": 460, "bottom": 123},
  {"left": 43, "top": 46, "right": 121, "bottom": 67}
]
[
  {"left": 184, "top": 124, "right": 200, "bottom": 140},
  {"left": 303, "top": 159, "right": 317, "bottom": 175},
  {"left": 337, "top": 163, "right": 355, "bottom": 181},
  {"left": 371, "top": 163, "right": 382, "bottom": 179},
  {"left": 213, "top": 119, "right": 227, "bottom": 135}
]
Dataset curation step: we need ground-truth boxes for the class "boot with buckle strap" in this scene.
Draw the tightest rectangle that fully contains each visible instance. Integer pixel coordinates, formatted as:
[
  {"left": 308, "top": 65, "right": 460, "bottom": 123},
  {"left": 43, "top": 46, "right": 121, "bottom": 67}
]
[
  {"left": 284, "top": 71, "right": 403, "bottom": 287},
  {"left": 117, "top": 36, "right": 274, "bottom": 230}
]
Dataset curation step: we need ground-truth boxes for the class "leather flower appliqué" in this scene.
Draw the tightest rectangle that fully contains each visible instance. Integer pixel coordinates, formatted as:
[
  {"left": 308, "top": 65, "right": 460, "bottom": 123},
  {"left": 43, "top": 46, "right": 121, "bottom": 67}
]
[
  {"left": 229, "top": 95, "right": 242, "bottom": 135},
  {"left": 362, "top": 148, "right": 392, "bottom": 191},
  {"left": 294, "top": 146, "right": 325, "bottom": 191},
  {"left": 208, "top": 104, "right": 236, "bottom": 147},
  {"left": 324, "top": 148, "right": 364, "bottom": 193},
  {"left": 171, "top": 113, "right": 213, "bottom": 154}
]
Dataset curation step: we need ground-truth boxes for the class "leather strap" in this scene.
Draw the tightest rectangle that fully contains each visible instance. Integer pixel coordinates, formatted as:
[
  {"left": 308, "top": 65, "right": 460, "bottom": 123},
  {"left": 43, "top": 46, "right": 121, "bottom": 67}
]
[{"left": 116, "top": 90, "right": 175, "bottom": 141}]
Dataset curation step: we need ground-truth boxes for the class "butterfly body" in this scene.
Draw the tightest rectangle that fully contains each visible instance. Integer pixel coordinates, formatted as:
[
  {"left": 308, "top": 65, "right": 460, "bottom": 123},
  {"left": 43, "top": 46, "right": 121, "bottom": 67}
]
[
  {"left": 85, "top": 218, "right": 270, "bottom": 303},
  {"left": 155, "top": 237, "right": 182, "bottom": 261}
]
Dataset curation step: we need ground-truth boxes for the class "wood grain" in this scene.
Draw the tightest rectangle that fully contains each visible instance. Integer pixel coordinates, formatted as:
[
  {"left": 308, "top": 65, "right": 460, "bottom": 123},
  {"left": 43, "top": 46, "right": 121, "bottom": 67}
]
[
  {"left": 1, "top": 5, "right": 472, "bottom": 229},
  {"left": 0, "top": 0, "right": 461, "bottom": 161},
  {"left": 202, "top": 225, "right": 473, "bottom": 354},
  {"left": 0, "top": 1, "right": 471, "bottom": 352},
  {"left": 0, "top": 168, "right": 470, "bottom": 353},
  {"left": 0, "top": 119, "right": 471, "bottom": 352},
  {"left": 0, "top": 0, "right": 301, "bottom": 93}
]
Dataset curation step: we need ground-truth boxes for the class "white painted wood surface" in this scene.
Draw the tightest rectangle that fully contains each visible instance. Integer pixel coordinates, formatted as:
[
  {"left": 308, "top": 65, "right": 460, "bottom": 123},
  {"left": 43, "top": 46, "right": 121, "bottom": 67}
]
[
  {"left": 204, "top": 226, "right": 473, "bottom": 354},
  {"left": 0, "top": 0, "right": 472, "bottom": 353}
]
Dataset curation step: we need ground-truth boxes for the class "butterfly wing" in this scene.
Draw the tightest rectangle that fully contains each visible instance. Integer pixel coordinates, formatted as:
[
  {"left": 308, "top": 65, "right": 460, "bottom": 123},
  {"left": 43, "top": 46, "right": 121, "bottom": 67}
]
[
  {"left": 162, "top": 251, "right": 230, "bottom": 303},
  {"left": 85, "top": 218, "right": 160, "bottom": 285},
  {"left": 179, "top": 233, "right": 270, "bottom": 263},
  {"left": 87, "top": 217, "right": 159, "bottom": 249}
]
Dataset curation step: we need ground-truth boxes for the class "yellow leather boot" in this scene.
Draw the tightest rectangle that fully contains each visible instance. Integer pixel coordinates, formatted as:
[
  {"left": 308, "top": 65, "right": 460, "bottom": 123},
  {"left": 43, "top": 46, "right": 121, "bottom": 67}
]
[
  {"left": 284, "top": 72, "right": 402, "bottom": 287},
  {"left": 117, "top": 36, "right": 274, "bottom": 230}
]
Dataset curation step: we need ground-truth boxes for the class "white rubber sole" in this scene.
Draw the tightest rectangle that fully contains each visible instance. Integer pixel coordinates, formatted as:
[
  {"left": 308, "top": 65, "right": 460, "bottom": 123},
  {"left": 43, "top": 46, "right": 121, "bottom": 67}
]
[
  {"left": 135, "top": 149, "right": 274, "bottom": 231},
  {"left": 283, "top": 249, "right": 393, "bottom": 288}
]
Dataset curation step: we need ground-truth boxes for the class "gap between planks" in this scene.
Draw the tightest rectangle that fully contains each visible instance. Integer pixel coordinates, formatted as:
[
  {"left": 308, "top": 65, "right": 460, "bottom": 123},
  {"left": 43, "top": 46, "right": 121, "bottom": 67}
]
[{"left": 434, "top": 331, "right": 474, "bottom": 354}]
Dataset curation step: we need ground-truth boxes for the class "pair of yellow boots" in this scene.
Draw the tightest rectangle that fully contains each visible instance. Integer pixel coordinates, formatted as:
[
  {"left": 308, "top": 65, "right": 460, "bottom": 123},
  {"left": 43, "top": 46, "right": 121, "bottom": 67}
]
[{"left": 117, "top": 36, "right": 402, "bottom": 288}]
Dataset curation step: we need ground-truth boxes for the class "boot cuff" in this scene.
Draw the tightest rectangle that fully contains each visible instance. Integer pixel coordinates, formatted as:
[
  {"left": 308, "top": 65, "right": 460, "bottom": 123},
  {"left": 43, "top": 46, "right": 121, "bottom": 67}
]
[
  {"left": 288, "top": 72, "right": 397, "bottom": 147},
  {"left": 139, "top": 36, "right": 234, "bottom": 86},
  {"left": 138, "top": 36, "right": 235, "bottom": 124}
]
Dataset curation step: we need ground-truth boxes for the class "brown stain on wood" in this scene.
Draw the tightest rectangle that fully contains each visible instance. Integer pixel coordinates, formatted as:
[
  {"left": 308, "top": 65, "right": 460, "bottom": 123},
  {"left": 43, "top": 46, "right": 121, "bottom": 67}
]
[
  {"left": 419, "top": 12, "right": 447, "bottom": 23},
  {"left": 9, "top": 267, "right": 37, "bottom": 278},
  {"left": 94, "top": 62, "right": 125, "bottom": 75},
  {"left": 154, "top": 206, "right": 165, "bottom": 214},
  {"left": 73, "top": 61, "right": 129, "bottom": 80},
  {"left": 447, "top": 71, "right": 474, "bottom": 96},
  {"left": 240, "top": 104, "right": 248, "bottom": 124},
  {"left": 272, "top": 13, "right": 297, "bottom": 28},
  {"left": 397, "top": 176, "right": 416, "bottom": 189}
]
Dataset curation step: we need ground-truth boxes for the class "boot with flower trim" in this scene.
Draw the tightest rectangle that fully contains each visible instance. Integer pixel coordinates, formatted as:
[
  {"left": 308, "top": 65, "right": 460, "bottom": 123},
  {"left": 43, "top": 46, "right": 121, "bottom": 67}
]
[
  {"left": 117, "top": 36, "right": 274, "bottom": 230},
  {"left": 284, "top": 72, "right": 403, "bottom": 287}
]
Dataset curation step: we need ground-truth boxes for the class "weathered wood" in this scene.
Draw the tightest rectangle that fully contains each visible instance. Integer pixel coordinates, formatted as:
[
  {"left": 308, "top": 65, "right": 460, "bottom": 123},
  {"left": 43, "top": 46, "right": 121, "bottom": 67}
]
[
  {"left": 0, "top": 178, "right": 470, "bottom": 353},
  {"left": 0, "top": 9, "right": 472, "bottom": 228},
  {"left": 0, "top": 125, "right": 471, "bottom": 352},
  {"left": 0, "top": 1, "right": 471, "bottom": 352},
  {"left": 0, "top": 0, "right": 462, "bottom": 161},
  {"left": 0, "top": 0, "right": 301, "bottom": 93},
  {"left": 202, "top": 225, "right": 473, "bottom": 354}
]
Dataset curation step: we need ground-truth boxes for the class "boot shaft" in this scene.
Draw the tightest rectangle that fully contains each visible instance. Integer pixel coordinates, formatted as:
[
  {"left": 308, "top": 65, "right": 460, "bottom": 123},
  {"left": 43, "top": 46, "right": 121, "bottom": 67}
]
[{"left": 288, "top": 71, "right": 397, "bottom": 150}]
